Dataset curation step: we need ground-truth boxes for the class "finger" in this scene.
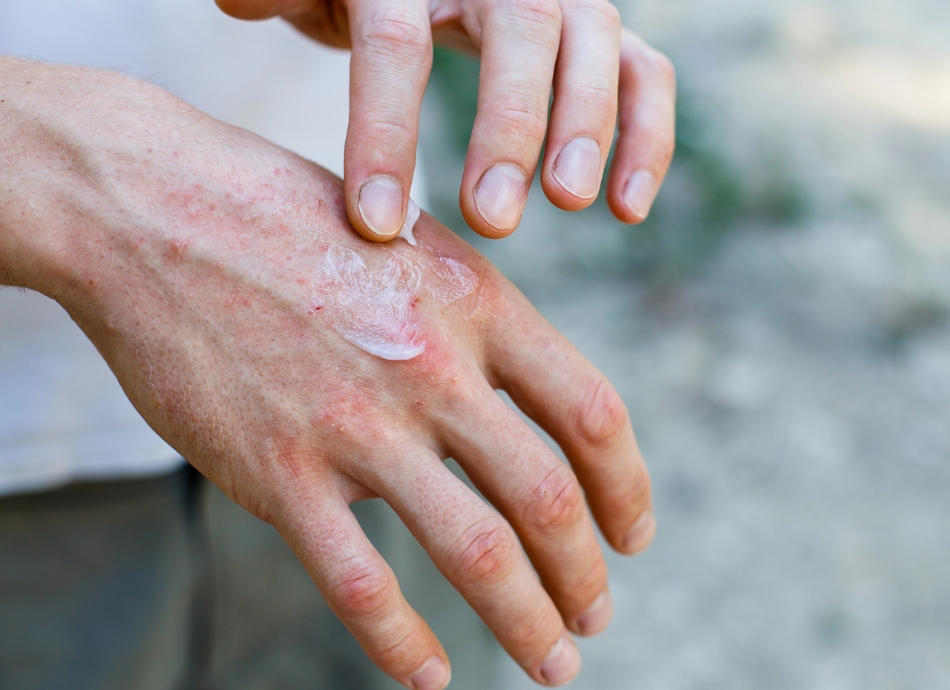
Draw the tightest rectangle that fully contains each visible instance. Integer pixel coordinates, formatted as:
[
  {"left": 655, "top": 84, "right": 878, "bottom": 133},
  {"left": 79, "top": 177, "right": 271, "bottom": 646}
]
[
  {"left": 486, "top": 296, "right": 655, "bottom": 555},
  {"left": 540, "top": 0, "right": 620, "bottom": 210},
  {"left": 367, "top": 446, "right": 582, "bottom": 686},
  {"left": 606, "top": 28, "right": 677, "bottom": 224},
  {"left": 215, "top": 0, "right": 308, "bottom": 20},
  {"left": 435, "top": 385, "right": 613, "bottom": 637},
  {"left": 459, "top": 0, "right": 563, "bottom": 238},
  {"left": 345, "top": 0, "right": 433, "bottom": 241},
  {"left": 273, "top": 481, "right": 452, "bottom": 690}
]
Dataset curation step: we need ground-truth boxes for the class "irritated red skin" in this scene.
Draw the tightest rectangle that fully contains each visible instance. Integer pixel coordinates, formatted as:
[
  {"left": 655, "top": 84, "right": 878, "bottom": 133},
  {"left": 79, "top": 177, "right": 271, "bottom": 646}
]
[{"left": 0, "top": 56, "right": 654, "bottom": 690}]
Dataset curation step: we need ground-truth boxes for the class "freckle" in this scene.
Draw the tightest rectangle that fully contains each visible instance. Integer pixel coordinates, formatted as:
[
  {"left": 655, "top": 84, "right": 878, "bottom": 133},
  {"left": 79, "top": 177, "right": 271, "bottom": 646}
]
[{"left": 88, "top": 280, "right": 95, "bottom": 287}]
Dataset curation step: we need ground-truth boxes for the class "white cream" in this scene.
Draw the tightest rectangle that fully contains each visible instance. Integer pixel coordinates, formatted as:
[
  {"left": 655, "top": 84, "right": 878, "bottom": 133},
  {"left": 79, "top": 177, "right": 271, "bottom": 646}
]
[
  {"left": 318, "top": 234, "right": 478, "bottom": 361},
  {"left": 397, "top": 199, "right": 422, "bottom": 246}
]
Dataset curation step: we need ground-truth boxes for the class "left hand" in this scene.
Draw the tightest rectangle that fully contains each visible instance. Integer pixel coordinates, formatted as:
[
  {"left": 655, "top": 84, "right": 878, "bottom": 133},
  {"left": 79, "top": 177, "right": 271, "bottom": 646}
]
[{"left": 216, "top": 0, "right": 676, "bottom": 241}]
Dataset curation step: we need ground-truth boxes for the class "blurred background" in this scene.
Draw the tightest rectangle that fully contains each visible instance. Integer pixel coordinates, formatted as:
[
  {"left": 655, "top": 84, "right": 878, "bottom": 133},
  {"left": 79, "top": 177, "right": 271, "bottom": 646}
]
[
  {"left": 2, "top": 0, "right": 948, "bottom": 688},
  {"left": 417, "top": 1, "right": 950, "bottom": 687}
]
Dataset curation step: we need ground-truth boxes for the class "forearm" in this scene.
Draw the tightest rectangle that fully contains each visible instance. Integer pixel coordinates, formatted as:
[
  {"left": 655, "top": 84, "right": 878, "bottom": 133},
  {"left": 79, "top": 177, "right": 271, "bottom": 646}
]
[
  {"left": 0, "top": 57, "right": 173, "bottom": 302},
  {"left": 1, "top": 57, "right": 81, "bottom": 292}
]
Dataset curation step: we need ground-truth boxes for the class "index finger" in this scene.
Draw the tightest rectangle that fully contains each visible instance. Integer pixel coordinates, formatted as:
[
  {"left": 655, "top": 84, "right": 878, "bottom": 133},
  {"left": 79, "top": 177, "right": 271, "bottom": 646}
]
[{"left": 344, "top": 0, "right": 433, "bottom": 241}]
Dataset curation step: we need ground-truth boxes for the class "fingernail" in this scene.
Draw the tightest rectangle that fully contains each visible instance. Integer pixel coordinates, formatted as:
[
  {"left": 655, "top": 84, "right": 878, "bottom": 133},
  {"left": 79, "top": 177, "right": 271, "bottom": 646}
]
[
  {"left": 474, "top": 163, "right": 528, "bottom": 231},
  {"left": 622, "top": 170, "right": 657, "bottom": 221},
  {"left": 553, "top": 137, "right": 602, "bottom": 199},
  {"left": 623, "top": 509, "right": 656, "bottom": 553},
  {"left": 358, "top": 176, "right": 405, "bottom": 237},
  {"left": 410, "top": 655, "right": 450, "bottom": 690},
  {"left": 575, "top": 589, "right": 613, "bottom": 636},
  {"left": 539, "top": 635, "right": 580, "bottom": 686}
]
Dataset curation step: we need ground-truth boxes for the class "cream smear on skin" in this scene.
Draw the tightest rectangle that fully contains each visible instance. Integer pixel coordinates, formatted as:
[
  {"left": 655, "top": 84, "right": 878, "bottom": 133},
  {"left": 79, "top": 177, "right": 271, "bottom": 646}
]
[{"left": 318, "top": 200, "right": 478, "bottom": 360}]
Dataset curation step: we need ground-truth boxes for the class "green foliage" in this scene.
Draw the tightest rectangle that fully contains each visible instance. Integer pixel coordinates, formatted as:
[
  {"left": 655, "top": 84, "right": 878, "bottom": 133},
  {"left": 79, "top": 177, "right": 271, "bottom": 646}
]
[{"left": 428, "top": 48, "right": 480, "bottom": 158}]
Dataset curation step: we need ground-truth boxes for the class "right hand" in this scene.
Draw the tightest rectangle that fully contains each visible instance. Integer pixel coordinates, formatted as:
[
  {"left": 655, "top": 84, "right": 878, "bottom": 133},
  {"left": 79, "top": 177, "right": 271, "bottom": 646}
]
[
  {"left": 0, "top": 58, "right": 654, "bottom": 688},
  {"left": 217, "top": 0, "right": 677, "bottom": 241}
]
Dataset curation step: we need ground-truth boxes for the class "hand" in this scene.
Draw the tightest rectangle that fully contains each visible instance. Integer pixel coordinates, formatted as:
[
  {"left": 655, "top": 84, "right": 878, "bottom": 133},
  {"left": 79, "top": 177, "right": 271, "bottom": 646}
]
[
  {"left": 215, "top": 0, "right": 676, "bottom": 241},
  {"left": 0, "top": 60, "right": 654, "bottom": 688}
]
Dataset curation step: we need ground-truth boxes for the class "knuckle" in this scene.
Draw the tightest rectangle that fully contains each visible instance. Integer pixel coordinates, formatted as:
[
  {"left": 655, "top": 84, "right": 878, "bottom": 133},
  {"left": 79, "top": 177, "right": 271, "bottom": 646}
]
[
  {"left": 647, "top": 48, "right": 677, "bottom": 87},
  {"left": 362, "top": 10, "right": 432, "bottom": 56},
  {"left": 576, "top": 377, "right": 628, "bottom": 446},
  {"left": 375, "top": 627, "right": 424, "bottom": 669},
  {"left": 354, "top": 118, "right": 416, "bottom": 151},
  {"left": 332, "top": 558, "right": 395, "bottom": 617},
  {"left": 606, "top": 470, "right": 652, "bottom": 537},
  {"left": 524, "top": 465, "right": 585, "bottom": 534},
  {"left": 576, "top": 554, "right": 608, "bottom": 595},
  {"left": 489, "top": 0, "right": 562, "bottom": 36},
  {"left": 565, "top": 0, "right": 620, "bottom": 31},
  {"left": 573, "top": 82, "right": 615, "bottom": 112},
  {"left": 490, "top": 97, "right": 549, "bottom": 142},
  {"left": 449, "top": 517, "right": 519, "bottom": 585},
  {"left": 621, "top": 465, "right": 652, "bottom": 510}
]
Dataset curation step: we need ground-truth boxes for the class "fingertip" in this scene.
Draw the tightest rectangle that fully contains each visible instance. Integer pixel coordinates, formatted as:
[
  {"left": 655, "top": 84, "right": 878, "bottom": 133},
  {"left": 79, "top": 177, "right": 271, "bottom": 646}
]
[
  {"left": 620, "top": 509, "right": 655, "bottom": 555},
  {"left": 409, "top": 654, "right": 451, "bottom": 690},
  {"left": 467, "top": 163, "right": 529, "bottom": 238},
  {"left": 573, "top": 588, "right": 613, "bottom": 637},
  {"left": 544, "top": 136, "right": 604, "bottom": 211},
  {"left": 612, "top": 169, "right": 657, "bottom": 224},
  {"left": 354, "top": 176, "right": 406, "bottom": 241},
  {"left": 538, "top": 634, "right": 581, "bottom": 686}
]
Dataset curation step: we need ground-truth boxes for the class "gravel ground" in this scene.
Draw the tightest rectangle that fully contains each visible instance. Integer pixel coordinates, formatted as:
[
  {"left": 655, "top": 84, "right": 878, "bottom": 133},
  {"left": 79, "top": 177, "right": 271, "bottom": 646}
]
[{"left": 420, "top": 1, "right": 950, "bottom": 687}]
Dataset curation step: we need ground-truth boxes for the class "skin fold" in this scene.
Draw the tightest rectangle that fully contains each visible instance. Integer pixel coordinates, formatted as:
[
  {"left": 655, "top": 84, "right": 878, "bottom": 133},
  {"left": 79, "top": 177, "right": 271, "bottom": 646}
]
[{"left": 0, "top": 58, "right": 654, "bottom": 689}]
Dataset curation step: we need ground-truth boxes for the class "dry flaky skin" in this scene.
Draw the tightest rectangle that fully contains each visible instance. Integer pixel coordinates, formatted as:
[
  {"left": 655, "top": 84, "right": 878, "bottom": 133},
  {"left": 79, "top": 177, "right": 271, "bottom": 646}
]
[{"left": 0, "top": 57, "right": 654, "bottom": 690}]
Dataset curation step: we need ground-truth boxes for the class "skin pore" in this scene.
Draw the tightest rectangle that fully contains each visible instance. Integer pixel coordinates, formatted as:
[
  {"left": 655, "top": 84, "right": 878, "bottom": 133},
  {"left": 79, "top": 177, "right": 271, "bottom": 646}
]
[{"left": 0, "top": 57, "right": 655, "bottom": 689}]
